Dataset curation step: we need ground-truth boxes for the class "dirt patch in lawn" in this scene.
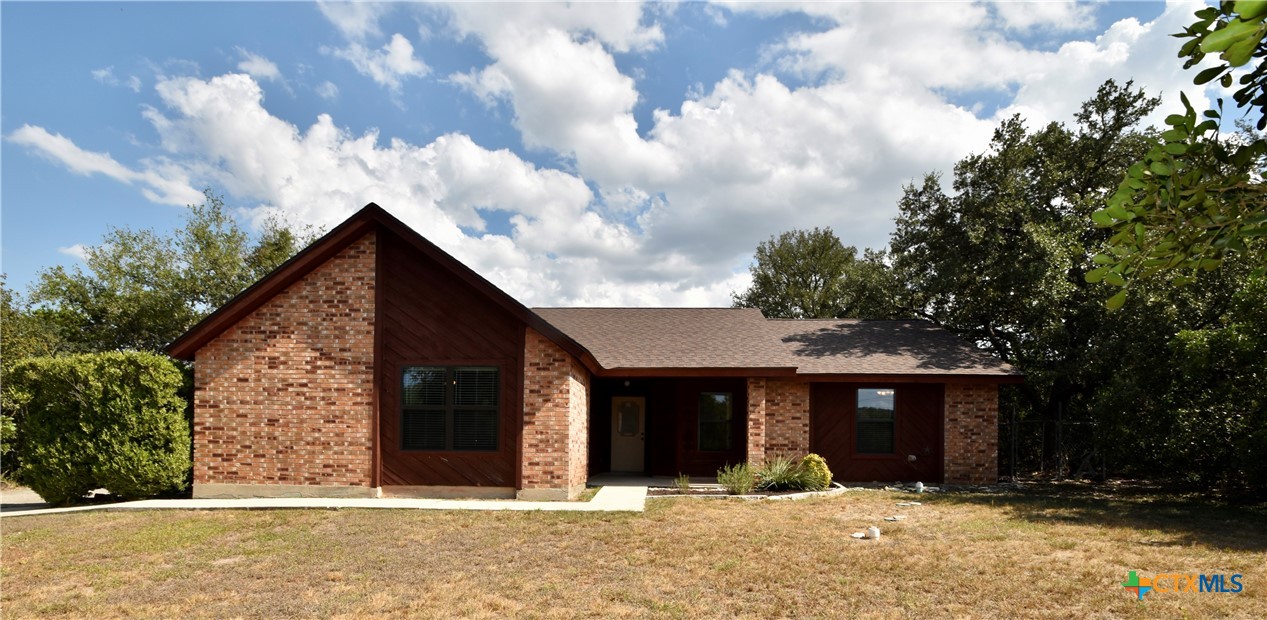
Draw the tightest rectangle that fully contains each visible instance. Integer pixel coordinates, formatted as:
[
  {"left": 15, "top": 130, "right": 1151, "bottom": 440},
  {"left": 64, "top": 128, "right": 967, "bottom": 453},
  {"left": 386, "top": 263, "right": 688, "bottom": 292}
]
[{"left": 2, "top": 486, "right": 1265, "bottom": 618}]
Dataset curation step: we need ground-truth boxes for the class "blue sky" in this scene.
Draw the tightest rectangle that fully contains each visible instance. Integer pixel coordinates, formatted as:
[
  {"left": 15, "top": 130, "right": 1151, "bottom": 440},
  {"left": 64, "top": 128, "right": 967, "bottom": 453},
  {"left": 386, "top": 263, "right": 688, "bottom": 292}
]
[{"left": 2, "top": 1, "right": 1219, "bottom": 306}]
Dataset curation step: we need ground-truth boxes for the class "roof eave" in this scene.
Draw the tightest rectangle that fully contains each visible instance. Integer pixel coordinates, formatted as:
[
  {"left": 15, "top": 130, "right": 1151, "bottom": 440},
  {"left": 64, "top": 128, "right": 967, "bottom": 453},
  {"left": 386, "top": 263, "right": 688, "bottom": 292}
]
[{"left": 594, "top": 366, "right": 799, "bottom": 378}]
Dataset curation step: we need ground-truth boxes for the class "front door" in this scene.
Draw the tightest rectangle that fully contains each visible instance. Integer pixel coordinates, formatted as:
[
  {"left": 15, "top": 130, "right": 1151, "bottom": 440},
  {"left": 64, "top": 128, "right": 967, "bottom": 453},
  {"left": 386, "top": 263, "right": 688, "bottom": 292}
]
[{"left": 610, "top": 396, "right": 645, "bottom": 472}]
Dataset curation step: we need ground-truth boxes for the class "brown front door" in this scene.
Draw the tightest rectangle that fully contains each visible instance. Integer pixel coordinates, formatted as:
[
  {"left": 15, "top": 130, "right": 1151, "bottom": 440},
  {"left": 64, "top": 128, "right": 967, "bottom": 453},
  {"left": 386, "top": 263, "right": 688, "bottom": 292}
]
[{"left": 811, "top": 383, "right": 944, "bottom": 483}]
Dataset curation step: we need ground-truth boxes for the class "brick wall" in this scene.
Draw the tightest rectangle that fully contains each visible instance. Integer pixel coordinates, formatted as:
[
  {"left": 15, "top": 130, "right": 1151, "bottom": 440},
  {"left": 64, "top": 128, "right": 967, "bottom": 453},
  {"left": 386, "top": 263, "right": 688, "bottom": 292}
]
[
  {"left": 943, "top": 383, "right": 999, "bottom": 485},
  {"left": 766, "top": 380, "right": 810, "bottom": 456},
  {"left": 566, "top": 356, "right": 591, "bottom": 491},
  {"left": 521, "top": 328, "right": 589, "bottom": 499},
  {"left": 746, "top": 378, "right": 767, "bottom": 465},
  {"left": 193, "top": 233, "right": 376, "bottom": 491}
]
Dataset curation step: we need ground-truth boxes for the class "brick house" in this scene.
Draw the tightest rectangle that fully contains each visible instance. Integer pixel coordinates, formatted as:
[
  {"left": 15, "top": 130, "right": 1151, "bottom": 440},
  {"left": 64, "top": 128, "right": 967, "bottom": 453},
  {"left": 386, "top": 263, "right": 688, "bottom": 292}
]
[{"left": 168, "top": 204, "right": 1022, "bottom": 500}]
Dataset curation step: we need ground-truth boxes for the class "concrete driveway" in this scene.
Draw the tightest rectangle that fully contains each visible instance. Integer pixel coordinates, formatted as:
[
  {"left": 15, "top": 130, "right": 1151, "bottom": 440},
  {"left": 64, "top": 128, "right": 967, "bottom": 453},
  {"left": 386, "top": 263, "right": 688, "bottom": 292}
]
[{"left": 0, "top": 486, "right": 49, "bottom": 514}]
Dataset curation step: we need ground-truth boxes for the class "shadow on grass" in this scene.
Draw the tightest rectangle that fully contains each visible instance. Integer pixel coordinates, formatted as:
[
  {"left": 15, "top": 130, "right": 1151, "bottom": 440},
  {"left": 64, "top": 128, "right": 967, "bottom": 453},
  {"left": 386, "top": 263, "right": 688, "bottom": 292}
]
[{"left": 930, "top": 480, "right": 1267, "bottom": 552}]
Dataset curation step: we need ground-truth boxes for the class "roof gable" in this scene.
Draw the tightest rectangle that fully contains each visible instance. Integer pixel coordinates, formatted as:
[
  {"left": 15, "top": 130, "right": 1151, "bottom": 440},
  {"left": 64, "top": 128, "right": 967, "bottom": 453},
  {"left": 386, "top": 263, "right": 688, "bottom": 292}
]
[{"left": 167, "top": 203, "right": 595, "bottom": 367}]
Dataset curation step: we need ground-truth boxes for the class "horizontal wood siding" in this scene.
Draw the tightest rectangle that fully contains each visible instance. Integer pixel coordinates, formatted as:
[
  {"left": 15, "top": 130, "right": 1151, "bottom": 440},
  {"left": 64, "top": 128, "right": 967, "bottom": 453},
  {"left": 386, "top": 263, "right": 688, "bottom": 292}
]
[
  {"left": 378, "top": 231, "right": 524, "bottom": 487},
  {"left": 811, "top": 383, "right": 944, "bottom": 483}
]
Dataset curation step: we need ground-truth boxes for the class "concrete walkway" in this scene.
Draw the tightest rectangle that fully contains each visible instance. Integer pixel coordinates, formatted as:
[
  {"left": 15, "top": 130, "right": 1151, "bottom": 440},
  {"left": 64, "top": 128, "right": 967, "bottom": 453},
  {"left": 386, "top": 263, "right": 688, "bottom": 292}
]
[{"left": 0, "top": 485, "right": 647, "bottom": 518}]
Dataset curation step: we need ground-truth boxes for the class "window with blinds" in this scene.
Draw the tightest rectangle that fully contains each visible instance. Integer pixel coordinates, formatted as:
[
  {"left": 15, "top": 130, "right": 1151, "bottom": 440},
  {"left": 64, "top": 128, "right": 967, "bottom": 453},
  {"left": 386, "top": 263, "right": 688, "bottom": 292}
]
[
  {"left": 401, "top": 366, "right": 499, "bottom": 451},
  {"left": 698, "top": 392, "right": 733, "bottom": 452},
  {"left": 856, "top": 388, "right": 895, "bottom": 454}
]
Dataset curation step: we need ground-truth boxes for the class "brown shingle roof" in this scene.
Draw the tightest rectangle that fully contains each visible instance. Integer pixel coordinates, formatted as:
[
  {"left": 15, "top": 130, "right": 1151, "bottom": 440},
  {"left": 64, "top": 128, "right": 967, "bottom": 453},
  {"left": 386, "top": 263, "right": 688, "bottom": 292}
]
[
  {"left": 533, "top": 308, "right": 1019, "bottom": 378},
  {"left": 765, "top": 319, "right": 1020, "bottom": 376},
  {"left": 531, "top": 308, "right": 793, "bottom": 372}
]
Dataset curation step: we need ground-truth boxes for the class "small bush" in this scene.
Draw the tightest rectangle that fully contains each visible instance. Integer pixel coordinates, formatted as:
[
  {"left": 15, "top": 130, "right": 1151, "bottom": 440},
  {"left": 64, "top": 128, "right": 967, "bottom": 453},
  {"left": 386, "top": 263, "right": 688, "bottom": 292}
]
[
  {"left": 674, "top": 473, "right": 691, "bottom": 493},
  {"left": 9, "top": 352, "right": 190, "bottom": 505},
  {"left": 717, "top": 462, "right": 756, "bottom": 495},
  {"left": 756, "top": 455, "right": 811, "bottom": 491},
  {"left": 800, "top": 453, "right": 833, "bottom": 491}
]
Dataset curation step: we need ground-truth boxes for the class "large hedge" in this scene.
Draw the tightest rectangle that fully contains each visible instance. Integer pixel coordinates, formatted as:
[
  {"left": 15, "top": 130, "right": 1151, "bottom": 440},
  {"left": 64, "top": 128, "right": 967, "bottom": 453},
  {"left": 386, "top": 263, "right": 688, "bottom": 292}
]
[{"left": 7, "top": 352, "right": 190, "bottom": 505}]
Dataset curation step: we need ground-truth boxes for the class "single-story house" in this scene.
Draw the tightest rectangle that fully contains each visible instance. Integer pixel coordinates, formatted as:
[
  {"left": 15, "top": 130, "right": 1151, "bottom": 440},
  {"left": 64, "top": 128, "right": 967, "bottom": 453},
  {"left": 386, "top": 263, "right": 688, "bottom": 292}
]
[{"left": 168, "top": 203, "right": 1022, "bottom": 500}]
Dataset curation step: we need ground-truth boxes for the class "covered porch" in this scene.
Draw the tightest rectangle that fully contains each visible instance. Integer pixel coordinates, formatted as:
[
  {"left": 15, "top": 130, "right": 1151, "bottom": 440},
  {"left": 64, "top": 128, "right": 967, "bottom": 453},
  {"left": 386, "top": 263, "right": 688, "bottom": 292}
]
[{"left": 585, "top": 376, "right": 810, "bottom": 478}]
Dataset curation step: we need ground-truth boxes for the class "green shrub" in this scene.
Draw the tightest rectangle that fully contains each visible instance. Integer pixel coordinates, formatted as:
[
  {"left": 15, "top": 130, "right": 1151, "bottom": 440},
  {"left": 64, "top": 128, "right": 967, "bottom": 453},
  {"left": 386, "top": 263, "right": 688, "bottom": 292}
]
[
  {"left": 799, "top": 453, "right": 832, "bottom": 491},
  {"left": 674, "top": 473, "right": 691, "bottom": 493},
  {"left": 756, "top": 454, "right": 811, "bottom": 491},
  {"left": 717, "top": 462, "right": 756, "bottom": 495},
  {"left": 9, "top": 352, "right": 190, "bottom": 505}
]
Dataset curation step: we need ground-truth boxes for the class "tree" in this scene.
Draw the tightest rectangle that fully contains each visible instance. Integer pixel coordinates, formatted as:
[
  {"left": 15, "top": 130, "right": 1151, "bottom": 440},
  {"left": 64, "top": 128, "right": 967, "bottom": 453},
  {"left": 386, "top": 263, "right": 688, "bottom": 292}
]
[
  {"left": 1091, "top": 1, "right": 1267, "bottom": 303},
  {"left": 29, "top": 190, "right": 318, "bottom": 353},
  {"left": 732, "top": 228, "right": 900, "bottom": 319},
  {"left": 890, "top": 81, "right": 1164, "bottom": 472}
]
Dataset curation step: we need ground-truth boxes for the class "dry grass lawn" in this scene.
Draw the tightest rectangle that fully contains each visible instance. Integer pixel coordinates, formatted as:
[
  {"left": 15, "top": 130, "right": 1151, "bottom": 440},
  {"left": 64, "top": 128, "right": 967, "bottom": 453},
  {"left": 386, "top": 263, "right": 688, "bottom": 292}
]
[{"left": 2, "top": 483, "right": 1265, "bottom": 618}]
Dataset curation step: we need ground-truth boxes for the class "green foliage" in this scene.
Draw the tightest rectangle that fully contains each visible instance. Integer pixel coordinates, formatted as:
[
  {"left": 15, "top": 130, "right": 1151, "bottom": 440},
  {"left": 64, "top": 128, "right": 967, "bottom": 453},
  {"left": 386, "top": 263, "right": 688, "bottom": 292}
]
[
  {"left": 30, "top": 190, "right": 318, "bottom": 354},
  {"left": 892, "top": 80, "right": 1159, "bottom": 363},
  {"left": 1, "top": 277, "right": 65, "bottom": 479},
  {"left": 799, "top": 454, "right": 832, "bottom": 491},
  {"left": 755, "top": 455, "right": 811, "bottom": 491},
  {"left": 1157, "top": 277, "right": 1267, "bottom": 488},
  {"left": 716, "top": 462, "right": 756, "bottom": 495},
  {"left": 674, "top": 473, "right": 691, "bottom": 493},
  {"left": 8, "top": 352, "right": 191, "bottom": 505},
  {"left": 732, "top": 228, "right": 903, "bottom": 319},
  {"left": 1091, "top": 1, "right": 1267, "bottom": 299}
]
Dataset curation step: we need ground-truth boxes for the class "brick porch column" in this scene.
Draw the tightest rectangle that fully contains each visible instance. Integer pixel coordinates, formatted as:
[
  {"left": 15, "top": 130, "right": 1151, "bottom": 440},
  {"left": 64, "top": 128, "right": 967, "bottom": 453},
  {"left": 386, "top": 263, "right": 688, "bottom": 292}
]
[
  {"left": 765, "top": 380, "right": 811, "bottom": 457},
  {"left": 943, "top": 383, "right": 999, "bottom": 485},
  {"left": 746, "top": 378, "right": 767, "bottom": 466},
  {"left": 521, "top": 328, "right": 589, "bottom": 500}
]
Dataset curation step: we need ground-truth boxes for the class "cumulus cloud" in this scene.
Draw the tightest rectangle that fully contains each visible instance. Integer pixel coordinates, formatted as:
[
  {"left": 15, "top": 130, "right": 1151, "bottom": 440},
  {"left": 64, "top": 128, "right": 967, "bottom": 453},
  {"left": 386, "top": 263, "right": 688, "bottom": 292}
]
[
  {"left": 992, "top": 0, "right": 1097, "bottom": 32},
  {"left": 17, "top": 1, "right": 1224, "bottom": 308},
  {"left": 109, "top": 72, "right": 724, "bottom": 305},
  {"left": 328, "top": 33, "right": 429, "bottom": 91}
]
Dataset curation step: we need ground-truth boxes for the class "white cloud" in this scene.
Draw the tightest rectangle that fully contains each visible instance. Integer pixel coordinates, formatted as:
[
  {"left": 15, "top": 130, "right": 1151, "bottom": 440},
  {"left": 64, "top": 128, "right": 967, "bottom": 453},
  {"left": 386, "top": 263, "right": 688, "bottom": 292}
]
[
  {"left": 122, "top": 73, "right": 725, "bottom": 305},
  {"left": 992, "top": 0, "right": 1097, "bottom": 32},
  {"left": 57, "top": 244, "right": 90, "bottom": 261},
  {"left": 316, "top": 0, "right": 389, "bottom": 41},
  {"left": 316, "top": 80, "right": 340, "bottom": 100},
  {"left": 92, "top": 66, "right": 143, "bottom": 92},
  {"left": 6, "top": 125, "right": 201, "bottom": 205},
  {"left": 328, "top": 33, "right": 429, "bottom": 91},
  {"left": 235, "top": 48, "right": 282, "bottom": 82},
  {"left": 18, "top": 2, "right": 1227, "bottom": 308},
  {"left": 997, "top": 2, "right": 1211, "bottom": 130},
  {"left": 91, "top": 66, "right": 116, "bottom": 84},
  {"left": 447, "top": 3, "right": 673, "bottom": 188}
]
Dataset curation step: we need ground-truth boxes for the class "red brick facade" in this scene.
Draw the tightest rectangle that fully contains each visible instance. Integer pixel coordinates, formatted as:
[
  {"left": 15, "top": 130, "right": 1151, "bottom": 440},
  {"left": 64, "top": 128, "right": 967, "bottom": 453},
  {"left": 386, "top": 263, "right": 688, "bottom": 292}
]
[
  {"left": 521, "top": 328, "right": 590, "bottom": 499},
  {"left": 943, "top": 383, "right": 999, "bottom": 484},
  {"left": 178, "top": 205, "right": 1013, "bottom": 498},
  {"left": 766, "top": 380, "right": 811, "bottom": 456},
  {"left": 192, "top": 233, "right": 376, "bottom": 494},
  {"left": 745, "top": 378, "right": 767, "bottom": 465}
]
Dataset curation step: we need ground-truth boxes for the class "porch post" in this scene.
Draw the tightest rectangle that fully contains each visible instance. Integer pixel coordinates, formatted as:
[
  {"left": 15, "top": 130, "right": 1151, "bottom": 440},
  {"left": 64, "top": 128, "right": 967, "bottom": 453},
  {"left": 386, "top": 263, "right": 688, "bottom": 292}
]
[{"left": 746, "top": 378, "right": 767, "bottom": 466}]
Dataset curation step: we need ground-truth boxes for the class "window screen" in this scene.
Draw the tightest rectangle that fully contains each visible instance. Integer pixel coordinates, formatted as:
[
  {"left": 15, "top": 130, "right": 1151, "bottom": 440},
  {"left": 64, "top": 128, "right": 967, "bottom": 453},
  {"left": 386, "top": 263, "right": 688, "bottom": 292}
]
[
  {"left": 401, "top": 366, "right": 499, "bottom": 451},
  {"left": 856, "top": 388, "right": 895, "bottom": 454},
  {"left": 698, "top": 392, "right": 733, "bottom": 452}
]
